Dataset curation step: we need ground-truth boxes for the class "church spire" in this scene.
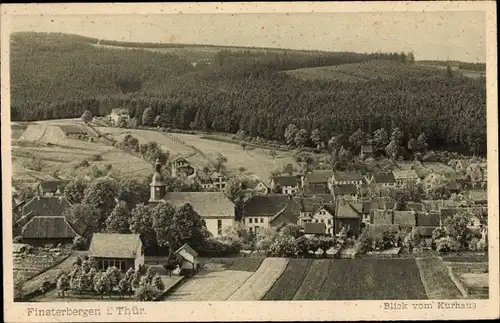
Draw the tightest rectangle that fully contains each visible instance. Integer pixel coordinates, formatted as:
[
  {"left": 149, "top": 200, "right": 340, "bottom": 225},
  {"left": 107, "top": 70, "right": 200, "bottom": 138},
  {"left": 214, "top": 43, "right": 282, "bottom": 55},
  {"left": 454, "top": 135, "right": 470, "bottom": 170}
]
[{"left": 149, "top": 158, "right": 166, "bottom": 202}]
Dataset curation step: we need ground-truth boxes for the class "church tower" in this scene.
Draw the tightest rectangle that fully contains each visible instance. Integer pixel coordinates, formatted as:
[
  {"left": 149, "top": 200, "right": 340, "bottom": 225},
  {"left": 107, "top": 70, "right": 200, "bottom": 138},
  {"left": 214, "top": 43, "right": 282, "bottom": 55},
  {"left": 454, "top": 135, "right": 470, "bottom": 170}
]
[{"left": 149, "top": 158, "right": 166, "bottom": 202}]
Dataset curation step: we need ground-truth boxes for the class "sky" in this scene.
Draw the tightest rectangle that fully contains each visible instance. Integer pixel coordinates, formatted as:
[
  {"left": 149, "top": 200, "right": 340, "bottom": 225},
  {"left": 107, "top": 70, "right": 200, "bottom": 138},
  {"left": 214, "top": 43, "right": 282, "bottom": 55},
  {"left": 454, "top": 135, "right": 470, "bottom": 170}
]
[{"left": 9, "top": 11, "right": 486, "bottom": 62}]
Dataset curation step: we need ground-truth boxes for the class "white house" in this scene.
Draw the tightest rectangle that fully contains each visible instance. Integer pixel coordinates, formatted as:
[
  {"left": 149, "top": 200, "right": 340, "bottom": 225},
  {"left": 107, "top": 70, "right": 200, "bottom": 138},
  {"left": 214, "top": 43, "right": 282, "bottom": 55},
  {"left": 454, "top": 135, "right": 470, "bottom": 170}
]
[
  {"left": 243, "top": 195, "right": 300, "bottom": 234},
  {"left": 109, "top": 108, "right": 130, "bottom": 126},
  {"left": 392, "top": 170, "right": 420, "bottom": 187},
  {"left": 270, "top": 175, "right": 300, "bottom": 195},
  {"left": 309, "top": 204, "right": 335, "bottom": 235},
  {"left": 174, "top": 243, "right": 199, "bottom": 277},
  {"left": 332, "top": 171, "right": 364, "bottom": 187}
]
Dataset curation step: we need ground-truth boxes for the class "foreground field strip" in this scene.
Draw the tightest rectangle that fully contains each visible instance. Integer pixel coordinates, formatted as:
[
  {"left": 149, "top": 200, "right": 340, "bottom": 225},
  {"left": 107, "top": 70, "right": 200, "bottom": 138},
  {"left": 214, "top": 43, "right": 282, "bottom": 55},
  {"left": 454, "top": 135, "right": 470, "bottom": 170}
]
[
  {"left": 227, "top": 258, "right": 289, "bottom": 301},
  {"left": 316, "top": 259, "right": 426, "bottom": 300},
  {"left": 166, "top": 269, "right": 253, "bottom": 301},
  {"left": 415, "top": 257, "right": 462, "bottom": 299},
  {"left": 262, "top": 259, "right": 313, "bottom": 301},
  {"left": 292, "top": 259, "right": 330, "bottom": 300}
]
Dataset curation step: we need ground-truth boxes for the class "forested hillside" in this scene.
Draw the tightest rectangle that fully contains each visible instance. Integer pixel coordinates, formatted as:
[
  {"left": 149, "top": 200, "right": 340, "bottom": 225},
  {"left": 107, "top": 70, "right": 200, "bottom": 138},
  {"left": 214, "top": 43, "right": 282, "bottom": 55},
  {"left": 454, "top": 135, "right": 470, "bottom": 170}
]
[{"left": 10, "top": 32, "right": 487, "bottom": 155}]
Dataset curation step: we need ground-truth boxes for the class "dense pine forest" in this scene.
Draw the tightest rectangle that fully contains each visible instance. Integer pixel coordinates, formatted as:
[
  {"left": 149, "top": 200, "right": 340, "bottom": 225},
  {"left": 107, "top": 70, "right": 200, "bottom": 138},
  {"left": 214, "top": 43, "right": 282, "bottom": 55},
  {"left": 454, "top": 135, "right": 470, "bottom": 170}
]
[{"left": 10, "top": 32, "right": 487, "bottom": 155}]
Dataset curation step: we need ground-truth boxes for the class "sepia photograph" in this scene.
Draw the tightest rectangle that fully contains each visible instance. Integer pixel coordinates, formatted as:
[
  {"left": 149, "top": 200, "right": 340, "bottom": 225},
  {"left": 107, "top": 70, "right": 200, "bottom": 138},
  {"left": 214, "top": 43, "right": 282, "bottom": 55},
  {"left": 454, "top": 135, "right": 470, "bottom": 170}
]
[{"left": 1, "top": 2, "right": 498, "bottom": 322}]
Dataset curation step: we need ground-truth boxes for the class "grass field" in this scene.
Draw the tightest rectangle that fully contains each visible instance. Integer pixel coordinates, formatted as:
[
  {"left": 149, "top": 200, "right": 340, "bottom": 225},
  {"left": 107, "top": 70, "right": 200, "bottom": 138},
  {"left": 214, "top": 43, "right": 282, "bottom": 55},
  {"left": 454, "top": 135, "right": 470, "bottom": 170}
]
[
  {"left": 443, "top": 260, "right": 489, "bottom": 299},
  {"left": 173, "top": 133, "right": 299, "bottom": 182},
  {"left": 284, "top": 60, "right": 446, "bottom": 83},
  {"left": 263, "top": 259, "right": 312, "bottom": 300},
  {"left": 415, "top": 257, "right": 462, "bottom": 299},
  {"left": 11, "top": 121, "right": 154, "bottom": 184}
]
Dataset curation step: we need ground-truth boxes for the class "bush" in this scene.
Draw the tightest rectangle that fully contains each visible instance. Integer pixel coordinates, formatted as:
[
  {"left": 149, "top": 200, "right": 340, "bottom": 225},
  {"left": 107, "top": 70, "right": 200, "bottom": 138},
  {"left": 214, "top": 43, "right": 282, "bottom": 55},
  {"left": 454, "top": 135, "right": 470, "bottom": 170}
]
[
  {"left": 357, "top": 231, "right": 373, "bottom": 254},
  {"left": 435, "top": 237, "right": 461, "bottom": 253},
  {"left": 269, "top": 234, "right": 297, "bottom": 257},
  {"left": 91, "top": 154, "right": 103, "bottom": 161}
]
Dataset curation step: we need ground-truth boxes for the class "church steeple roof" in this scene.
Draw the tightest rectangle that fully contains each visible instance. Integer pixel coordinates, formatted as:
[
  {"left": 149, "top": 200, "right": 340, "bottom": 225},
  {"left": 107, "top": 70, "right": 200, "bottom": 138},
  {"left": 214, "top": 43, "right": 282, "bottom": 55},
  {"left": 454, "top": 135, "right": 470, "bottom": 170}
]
[{"left": 151, "top": 158, "right": 165, "bottom": 186}]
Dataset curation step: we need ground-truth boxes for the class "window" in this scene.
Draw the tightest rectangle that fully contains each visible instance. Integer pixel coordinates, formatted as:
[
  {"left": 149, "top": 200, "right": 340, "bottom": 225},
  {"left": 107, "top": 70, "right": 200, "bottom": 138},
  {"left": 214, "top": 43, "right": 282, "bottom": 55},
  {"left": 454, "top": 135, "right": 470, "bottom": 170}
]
[
  {"left": 260, "top": 218, "right": 264, "bottom": 223},
  {"left": 255, "top": 218, "right": 259, "bottom": 223},
  {"left": 328, "top": 220, "right": 332, "bottom": 224},
  {"left": 249, "top": 218, "right": 253, "bottom": 223},
  {"left": 320, "top": 219, "right": 324, "bottom": 223},
  {"left": 217, "top": 219, "right": 222, "bottom": 235},
  {"left": 315, "top": 219, "right": 319, "bottom": 223}
]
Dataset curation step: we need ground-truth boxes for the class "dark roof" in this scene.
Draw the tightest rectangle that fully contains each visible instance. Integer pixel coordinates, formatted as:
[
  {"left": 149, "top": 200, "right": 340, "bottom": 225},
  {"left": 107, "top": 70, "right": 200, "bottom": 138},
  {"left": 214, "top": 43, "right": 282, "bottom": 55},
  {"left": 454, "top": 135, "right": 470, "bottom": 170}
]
[
  {"left": 362, "top": 200, "right": 378, "bottom": 214},
  {"left": 361, "top": 145, "right": 373, "bottom": 153},
  {"left": 372, "top": 172, "right": 396, "bottom": 184},
  {"left": 22, "top": 196, "right": 72, "bottom": 217},
  {"left": 467, "top": 189, "right": 487, "bottom": 202},
  {"left": 22, "top": 216, "right": 79, "bottom": 239},
  {"left": 244, "top": 195, "right": 300, "bottom": 217},
  {"left": 272, "top": 176, "right": 299, "bottom": 187},
  {"left": 304, "top": 184, "right": 329, "bottom": 195},
  {"left": 332, "top": 184, "right": 357, "bottom": 195},
  {"left": 367, "top": 224, "right": 400, "bottom": 239},
  {"left": 163, "top": 192, "right": 235, "bottom": 219},
  {"left": 393, "top": 211, "right": 416, "bottom": 227},
  {"left": 416, "top": 212, "right": 441, "bottom": 227},
  {"left": 406, "top": 202, "right": 423, "bottom": 212},
  {"left": 335, "top": 200, "right": 363, "bottom": 218},
  {"left": 174, "top": 243, "right": 199, "bottom": 259},
  {"left": 269, "top": 204, "right": 301, "bottom": 227},
  {"left": 318, "top": 204, "right": 336, "bottom": 216},
  {"left": 333, "top": 171, "right": 364, "bottom": 182},
  {"left": 304, "top": 222, "right": 326, "bottom": 234},
  {"left": 370, "top": 210, "right": 393, "bottom": 225},
  {"left": 445, "top": 180, "right": 461, "bottom": 191},
  {"left": 304, "top": 170, "right": 333, "bottom": 184},
  {"left": 89, "top": 233, "right": 142, "bottom": 259},
  {"left": 58, "top": 124, "right": 88, "bottom": 135},
  {"left": 38, "top": 180, "right": 70, "bottom": 194},
  {"left": 417, "top": 226, "right": 437, "bottom": 237},
  {"left": 295, "top": 195, "right": 331, "bottom": 213}
]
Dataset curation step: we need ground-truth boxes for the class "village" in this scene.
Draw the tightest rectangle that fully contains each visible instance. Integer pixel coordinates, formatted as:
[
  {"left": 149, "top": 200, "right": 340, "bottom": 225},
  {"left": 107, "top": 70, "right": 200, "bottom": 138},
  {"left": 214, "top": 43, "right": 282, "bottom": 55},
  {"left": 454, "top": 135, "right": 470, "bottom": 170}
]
[{"left": 11, "top": 107, "right": 489, "bottom": 302}]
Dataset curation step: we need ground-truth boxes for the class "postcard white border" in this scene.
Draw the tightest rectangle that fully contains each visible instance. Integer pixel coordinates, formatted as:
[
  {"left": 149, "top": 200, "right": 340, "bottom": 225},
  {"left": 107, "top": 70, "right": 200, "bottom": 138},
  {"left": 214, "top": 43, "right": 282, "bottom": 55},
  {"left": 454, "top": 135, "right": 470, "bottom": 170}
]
[{"left": 2, "top": 2, "right": 498, "bottom": 322}]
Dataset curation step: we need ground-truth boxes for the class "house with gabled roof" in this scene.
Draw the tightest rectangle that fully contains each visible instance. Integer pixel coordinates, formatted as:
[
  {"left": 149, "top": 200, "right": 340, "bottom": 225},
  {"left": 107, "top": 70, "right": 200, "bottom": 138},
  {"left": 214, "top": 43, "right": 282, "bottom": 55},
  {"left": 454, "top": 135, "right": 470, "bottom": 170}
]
[
  {"left": 89, "top": 233, "right": 144, "bottom": 272},
  {"left": 332, "top": 184, "right": 358, "bottom": 200},
  {"left": 369, "top": 172, "right": 396, "bottom": 188},
  {"left": 21, "top": 215, "right": 84, "bottom": 246},
  {"left": 21, "top": 195, "right": 72, "bottom": 218},
  {"left": 37, "top": 180, "right": 70, "bottom": 196},
  {"left": 171, "top": 156, "right": 196, "bottom": 178},
  {"left": 392, "top": 170, "right": 420, "bottom": 187},
  {"left": 243, "top": 195, "right": 300, "bottom": 234},
  {"left": 295, "top": 195, "right": 333, "bottom": 226},
  {"left": 270, "top": 175, "right": 300, "bottom": 195},
  {"left": 332, "top": 171, "right": 364, "bottom": 187},
  {"left": 360, "top": 145, "right": 374, "bottom": 159},
  {"left": 302, "top": 170, "right": 334, "bottom": 191},
  {"left": 174, "top": 243, "right": 199, "bottom": 277},
  {"left": 334, "top": 200, "right": 363, "bottom": 236},
  {"left": 303, "top": 222, "right": 328, "bottom": 237},
  {"left": 309, "top": 204, "right": 336, "bottom": 235}
]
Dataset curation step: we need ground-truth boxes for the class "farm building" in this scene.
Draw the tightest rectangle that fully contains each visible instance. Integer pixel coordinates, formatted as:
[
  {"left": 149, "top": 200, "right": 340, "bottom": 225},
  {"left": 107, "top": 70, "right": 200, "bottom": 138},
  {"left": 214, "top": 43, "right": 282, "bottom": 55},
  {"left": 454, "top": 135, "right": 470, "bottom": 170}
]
[
  {"left": 174, "top": 243, "right": 199, "bottom": 277},
  {"left": 19, "top": 124, "right": 93, "bottom": 144},
  {"left": 243, "top": 179, "right": 270, "bottom": 195},
  {"left": 37, "top": 180, "right": 70, "bottom": 196},
  {"left": 270, "top": 175, "right": 301, "bottom": 195},
  {"left": 243, "top": 195, "right": 300, "bottom": 234},
  {"left": 109, "top": 108, "right": 130, "bottom": 126},
  {"left": 89, "top": 233, "right": 144, "bottom": 272},
  {"left": 331, "top": 171, "right": 364, "bottom": 187},
  {"left": 21, "top": 215, "right": 84, "bottom": 246},
  {"left": 20, "top": 195, "right": 72, "bottom": 218}
]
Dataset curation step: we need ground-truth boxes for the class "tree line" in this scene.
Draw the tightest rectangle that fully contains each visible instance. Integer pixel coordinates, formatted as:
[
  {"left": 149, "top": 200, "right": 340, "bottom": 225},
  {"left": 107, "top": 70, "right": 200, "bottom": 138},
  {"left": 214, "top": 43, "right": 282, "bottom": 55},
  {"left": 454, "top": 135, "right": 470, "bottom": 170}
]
[{"left": 11, "top": 32, "right": 486, "bottom": 155}]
